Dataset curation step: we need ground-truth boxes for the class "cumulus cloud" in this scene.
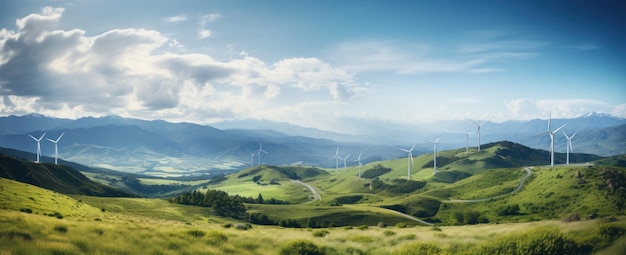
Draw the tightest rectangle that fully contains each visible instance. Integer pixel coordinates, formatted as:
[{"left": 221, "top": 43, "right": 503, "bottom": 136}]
[{"left": 0, "top": 7, "right": 359, "bottom": 122}]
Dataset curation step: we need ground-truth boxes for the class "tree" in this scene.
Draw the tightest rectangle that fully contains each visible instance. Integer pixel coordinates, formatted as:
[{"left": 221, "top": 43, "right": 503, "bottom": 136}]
[{"left": 257, "top": 193, "right": 264, "bottom": 204}]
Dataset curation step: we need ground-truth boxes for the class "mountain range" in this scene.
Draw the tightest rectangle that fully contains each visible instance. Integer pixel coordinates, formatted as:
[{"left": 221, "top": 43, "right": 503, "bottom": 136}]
[{"left": 0, "top": 112, "right": 624, "bottom": 176}]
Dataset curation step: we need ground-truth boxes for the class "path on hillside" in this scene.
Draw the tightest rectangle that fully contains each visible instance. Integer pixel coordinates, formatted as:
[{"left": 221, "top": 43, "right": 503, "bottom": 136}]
[
  {"left": 290, "top": 179, "right": 434, "bottom": 226},
  {"left": 290, "top": 179, "right": 321, "bottom": 204},
  {"left": 446, "top": 167, "right": 532, "bottom": 203}
]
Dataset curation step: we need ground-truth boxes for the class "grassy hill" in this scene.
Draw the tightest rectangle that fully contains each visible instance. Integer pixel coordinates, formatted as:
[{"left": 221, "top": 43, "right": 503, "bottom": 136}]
[
  {"left": 1, "top": 176, "right": 626, "bottom": 254},
  {"left": 0, "top": 154, "right": 132, "bottom": 197}
]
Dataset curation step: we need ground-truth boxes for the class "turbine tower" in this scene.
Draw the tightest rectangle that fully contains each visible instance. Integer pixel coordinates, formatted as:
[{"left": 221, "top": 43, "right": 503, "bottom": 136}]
[
  {"left": 400, "top": 144, "right": 415, "bottom": 179},
  {"left": 427, "top": 138, "right": 441, "bottom": 175},
  {"left": 250, "top": 151, "right": 257, "bottom": 166},
  {"left": 329, "top": 147, "right": 340, "bottom": 170},
  {"left": 28, "top": 132, "right": 46, "bottom": 163},
  {"left": 542, "top": 113, "right": 566, "bottom": 167},
  {"left": 562, "top": 130, "right": 577, "bottom": 165},
  {"left": 45, "top": 133, "right": 64, "bottom": 165},
  {"left": 255, "top": 143, "right": 267, "bottom": 166},
  {"left": 340, "top": 154, "right": 351, "bottom": 169},
  {"left": 464, "top": 130, "right": 474, "bottom": 154},
  {"left": 354, "top": 152, "right": 363, "bottom": 178},
  {"left": 470, "top": 120, "right": 486, "bottom": 151}
]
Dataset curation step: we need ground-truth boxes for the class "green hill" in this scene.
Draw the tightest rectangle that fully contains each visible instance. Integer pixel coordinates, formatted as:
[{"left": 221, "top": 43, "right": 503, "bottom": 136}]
[{"left": 0, "top": 154, "right": 132, "bottom": 197}]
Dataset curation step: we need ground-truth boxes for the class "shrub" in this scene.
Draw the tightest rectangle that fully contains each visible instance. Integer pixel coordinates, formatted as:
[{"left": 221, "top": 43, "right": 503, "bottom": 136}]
[
  {"left": 187, "top": 229, "right": 206, "bottom": 238},
  {"left": 280, "top": 239, "right": 324, "bottom": 255},
  {"left": 235, "top": 223, "right": 252, "bottom": 230},
  {"left": 344, "top": 226, "right": 353, "bottom": 230},
  {"left": 19, "top": 208, "right": 33, "bottom": 213},
  {"left": 395, "top": 223, "right": 407, "bottom": 228},
  {"left": 378, "top": 222, "right": 387, "bottom": 228},
  {"left": 0, "top": 229, "right": 33, "bottom": 241},
  {"left": 358, "top": 225, "right": 369, "bottom": 230},
  {"left": 384, "top": 230, "right": 396, "bottom": 237},
  {"left": 312, "top": 230, "right": 330, "bottom": 237},
  {"left": 54, "top": 225, "right": 68, "bottom": 233},
  {"left": 222, "top": 223, "right": 233, "bottom": 228}
]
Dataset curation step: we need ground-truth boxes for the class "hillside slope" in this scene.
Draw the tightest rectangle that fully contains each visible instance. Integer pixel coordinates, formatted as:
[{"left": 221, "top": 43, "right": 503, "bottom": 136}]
[{"left": 0, "top": 154, "right": 132, "bottom": 197}]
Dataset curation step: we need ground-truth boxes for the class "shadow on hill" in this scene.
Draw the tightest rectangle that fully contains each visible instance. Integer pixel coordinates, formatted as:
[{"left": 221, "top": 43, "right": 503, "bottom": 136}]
[{"left": 0, "top": 153, "right": 133, "bottom": 197}]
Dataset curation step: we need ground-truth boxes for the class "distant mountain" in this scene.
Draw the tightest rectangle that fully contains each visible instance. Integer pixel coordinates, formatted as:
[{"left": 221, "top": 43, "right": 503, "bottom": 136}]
[
  {"left": 0, "top": 153, "right": 132, "bottom": 197},
  {"left": 0, "top": 115, "right": 405, "bottom": 175}
]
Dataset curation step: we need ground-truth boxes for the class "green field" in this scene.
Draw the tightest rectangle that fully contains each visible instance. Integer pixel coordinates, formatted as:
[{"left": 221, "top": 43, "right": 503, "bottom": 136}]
[
  {"left": 2, "top": 142, "right": 626, "bottom": 254},
  {"left": 2, "top": 177, "right": 626, "bottom": 254}
]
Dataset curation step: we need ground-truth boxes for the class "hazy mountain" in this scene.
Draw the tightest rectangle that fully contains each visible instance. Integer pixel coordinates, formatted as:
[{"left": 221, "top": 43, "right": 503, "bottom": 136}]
[{"left": 0, "top": 113, "right": 623, "bottom": 176}]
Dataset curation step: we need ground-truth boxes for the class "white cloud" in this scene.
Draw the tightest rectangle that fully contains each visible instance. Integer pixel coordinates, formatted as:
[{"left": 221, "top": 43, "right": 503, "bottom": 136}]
[
  {"left": 198, "top": 13, "right": 220, "bottom": 39},
  {"left": 0, "top": 7, "right": 358, "bottom": 124},
  {"left": 505, "top": 98, "right": 614, "bottom": 120},
  {"left": 163, "top": 15, "right": 187, "bottom": 23}
]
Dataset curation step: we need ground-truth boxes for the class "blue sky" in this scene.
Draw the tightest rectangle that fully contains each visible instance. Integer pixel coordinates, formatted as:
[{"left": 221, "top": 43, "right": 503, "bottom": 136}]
[{"left": 0, "top": 0, "right": 624, "bottom": 133}]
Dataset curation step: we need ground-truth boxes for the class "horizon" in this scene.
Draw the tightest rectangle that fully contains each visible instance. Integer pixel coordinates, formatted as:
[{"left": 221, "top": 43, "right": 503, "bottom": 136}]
[{"left": 1, "top": 1, "right": 624, "bottom": 134}]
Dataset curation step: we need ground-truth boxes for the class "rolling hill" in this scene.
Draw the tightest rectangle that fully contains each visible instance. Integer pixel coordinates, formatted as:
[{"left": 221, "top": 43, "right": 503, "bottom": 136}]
[{"left": 0, "top": 153, "right": 132, "bottom": 197}]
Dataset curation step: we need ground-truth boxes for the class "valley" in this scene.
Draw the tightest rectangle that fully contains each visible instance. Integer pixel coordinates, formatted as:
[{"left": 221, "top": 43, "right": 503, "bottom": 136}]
[{"left": 1, "top": 141, "right": 626, "bottom": 254}]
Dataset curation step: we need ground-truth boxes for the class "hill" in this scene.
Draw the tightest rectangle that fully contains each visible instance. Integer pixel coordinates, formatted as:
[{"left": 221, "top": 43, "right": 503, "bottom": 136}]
[{"left": 0, "top": 154, "right": 132, "bottom": 197}]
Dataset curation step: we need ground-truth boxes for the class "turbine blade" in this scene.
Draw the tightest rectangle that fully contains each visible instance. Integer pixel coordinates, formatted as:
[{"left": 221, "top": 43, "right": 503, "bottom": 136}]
[
  {"left": 434, "top": 138, "right": 441, "bottom": 143},
  {"left": 400, "top": 148, "right": 409, "bottom": 153},
  {"left": 548, "top": 112, "right": 552, "bottom": 130},
  {"left": 571, "top": 132, "right": 577, "bottom": 139},
  {"left": 28, "top": 134, "right": 37, "bottom": 140},
  {"left": 409, "top": 154, "right": 414, "bottom": 166},
  {"left": 553, "top": 124, "right": 566, "bottom": 133},
  {"left": 470, "top": 119, "right": 478, "bottom": 126},
  {"left": 409, "top": 144, "right": 416, "bottom": 151},
  {"left": 45, "top": 138, "right": 55, "bottom": 143},
  {"left": 38, "top": 132, "right": 46, "bottom": 140},
  {"left": 57, "top": 132, "right": 65, "bottom": 141},
  {"left": 562, "top": 130, "right": 569, "bottom": 139},
  {"left": 357, "top": 153, "right": 362, "bottom": 161}
]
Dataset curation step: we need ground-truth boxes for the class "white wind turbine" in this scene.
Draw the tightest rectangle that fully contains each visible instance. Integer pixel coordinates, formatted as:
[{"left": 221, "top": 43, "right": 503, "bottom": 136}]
[
  {"left": 427, "top": 138, "right": 441, "bottom": 175},
  {"left": 329, "top": 147, "right": 340, "bottom": 170},
  {"left": 354, "top": 153, "right": 363, "bottom": 178},
  {"left": 470, "top": 120, "right": 486, "bottom": 151},
  {"left": 340, "top": 154, "right": 351, "bottom": 169},
  {"left": 28, "top": 132, "right": 46, "bottom": 163},
  {"left": 250, "top": 151, "right": 257, "bottom": 166},
  {"left": 45, "top": 132, "right": 64, "bottom": 165},
  {"left": 464, "top": 130, "right": 474, "bottom": 154},
  {"left": 562, "top": 130, "right": 577, "bottom": 165},
  {"left": 255, "top": 143, "right": 267, "bottom": 166},
  {"left": 542, "top": 113, "right": 566, "bottom": 167},
  {"left": 400, "top": 144, "right": 415, "bottom": 179}
]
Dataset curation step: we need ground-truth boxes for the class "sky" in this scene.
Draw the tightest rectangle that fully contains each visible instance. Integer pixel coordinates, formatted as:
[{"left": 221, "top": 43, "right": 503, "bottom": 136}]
[{"left": 0, "top": 0, "right": 624, "bottom": 134}]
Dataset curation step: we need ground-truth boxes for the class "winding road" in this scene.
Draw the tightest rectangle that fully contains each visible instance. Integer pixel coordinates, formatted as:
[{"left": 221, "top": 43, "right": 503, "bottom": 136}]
[
  {"left": 289, "top": 166, "right": 534, "bottom": 226},
  {"left": 290, "top": 179, "right": 321, "bottom": 204}
]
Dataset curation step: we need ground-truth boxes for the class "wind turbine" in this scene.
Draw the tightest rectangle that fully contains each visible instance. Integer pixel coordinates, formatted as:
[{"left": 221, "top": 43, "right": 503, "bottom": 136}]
[
  {"left": 250, "top": 151, "right": 257, "bottom": 166},
  {"left": 562, "top": 130, "right": 577, "bottom": 165},
  {"left": 255, "top": 143, "right": 267, "bottom": 166},
  {"left": 340, "top": 154, "right": 351, "bottom": 169},
  {"left": 28, "top": 132, "right": 46, "bottom": 163},
  {"left": 354, "top": 153, "right": 363, "bottom": 178},
  {"left": 427, "top": 138, "right": 441, "bottom": 175},
  {"left": 329, "top": 147, "right": 340, "bottom": 170},
  {"left": 542, "top": 113, "right": 566, "bottom": 167},
  {"left": 470, "top": 120, "right": 486, "bottom": 151},
  {"left": 464, "top": 130, "right": 474, "bottom": 154},
  {"left": 400, "top": 144, "right": 415, "bottom": 179},
  {"left": 45, "top": 133, "right": 64, "bottom": 165}
]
